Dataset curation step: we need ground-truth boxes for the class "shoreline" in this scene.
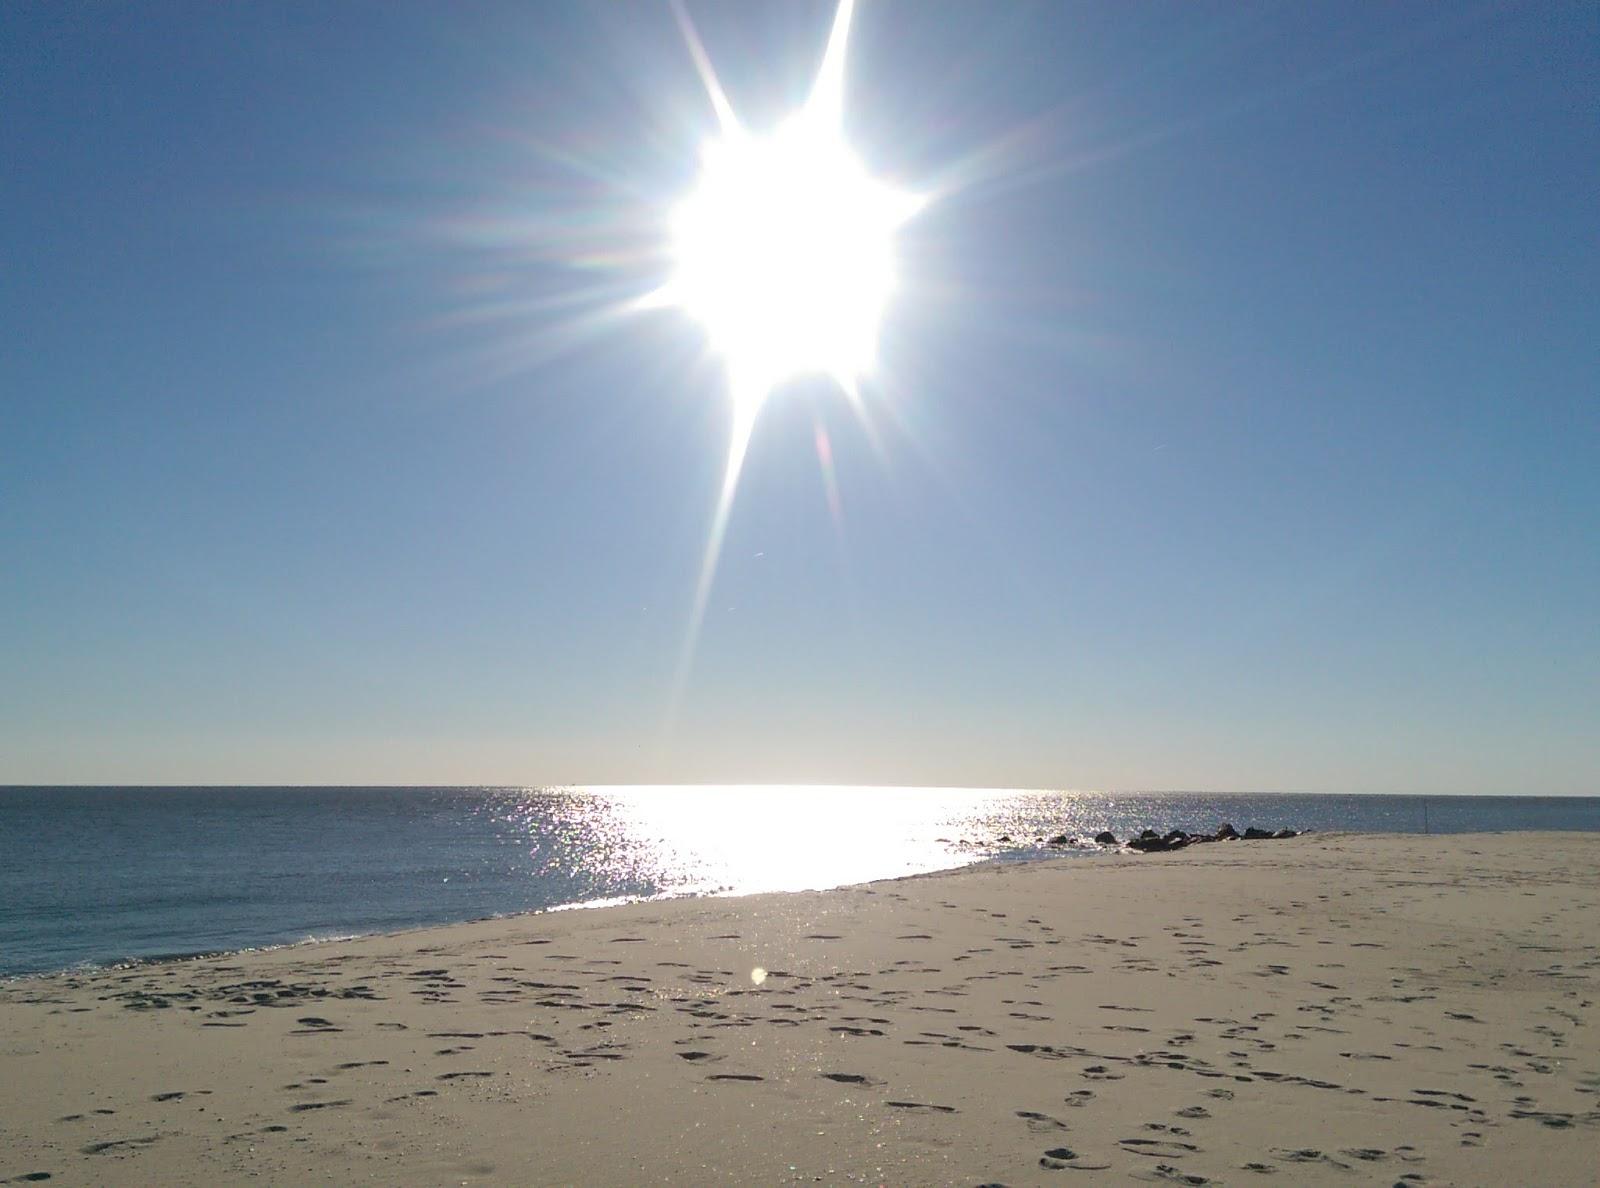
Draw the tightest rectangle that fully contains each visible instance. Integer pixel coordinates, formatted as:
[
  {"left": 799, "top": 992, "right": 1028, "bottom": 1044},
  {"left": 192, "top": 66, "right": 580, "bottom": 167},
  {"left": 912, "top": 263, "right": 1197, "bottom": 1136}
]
[
  {"left": 0, "top": 826, "right": 1522, "bottom": 985},
  {"left": 9, "top": 783, "right": 1599, "bottom": 983},
  {"left": 2, "top": 828, "right": 1311, "bottom": 985},
  {"left": 5, "top": 831, "right": 1597, "bottom": 1185},
  {"left": 2, "top": 843, "right": 1109, "bottom": 985}
]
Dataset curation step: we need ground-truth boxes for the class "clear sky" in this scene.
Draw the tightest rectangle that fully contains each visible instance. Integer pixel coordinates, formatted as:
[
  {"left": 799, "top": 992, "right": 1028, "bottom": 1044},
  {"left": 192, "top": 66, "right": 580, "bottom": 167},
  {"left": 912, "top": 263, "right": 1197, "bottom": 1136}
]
[{"left": 3, "top": 1, "right": 1595, "bottom": 793}]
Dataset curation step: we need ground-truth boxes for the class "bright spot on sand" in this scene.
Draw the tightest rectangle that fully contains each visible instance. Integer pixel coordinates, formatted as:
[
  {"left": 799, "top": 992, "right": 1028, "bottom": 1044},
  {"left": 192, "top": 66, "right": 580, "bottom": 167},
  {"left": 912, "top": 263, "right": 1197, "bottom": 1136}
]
[{"left": 750, "top": 966, "right": 768, "bottom": 986}]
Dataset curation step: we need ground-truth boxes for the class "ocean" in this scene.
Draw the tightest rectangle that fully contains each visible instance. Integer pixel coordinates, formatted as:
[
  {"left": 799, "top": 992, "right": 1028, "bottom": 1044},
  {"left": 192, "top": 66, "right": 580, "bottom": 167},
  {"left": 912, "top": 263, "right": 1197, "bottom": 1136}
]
[{"left": 3, "top": 786, "right": 1597, "bottom": 979}]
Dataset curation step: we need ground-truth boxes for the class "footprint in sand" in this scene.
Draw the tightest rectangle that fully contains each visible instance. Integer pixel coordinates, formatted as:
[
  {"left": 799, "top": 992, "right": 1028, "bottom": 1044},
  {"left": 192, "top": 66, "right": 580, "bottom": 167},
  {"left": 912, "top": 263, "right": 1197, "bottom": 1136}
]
[
  {"left": 81, "top": 1137, "right": 158, "bottom": 1156},
  {"left": 292, "top": 1016, "right": 341, "bottom": 1034},
  {"left": 1134, "top": 1167, "right": 1213, "bottom": 1185},
  {"left": 1412, "top": 1088, "right": 1475, "bottom": 1103},
  {"left": 1271, "top": 1149, "right": 1349, "bottom": 1170},
  {"left": 1039, "top": 1147, "right": 1111, "bottom": 1171},
  {"left": 1016, "top": 1110, "right": 1069, "bottom": 1132},
  {"left": 1007, "top": 1044, "right": 1069, "bottom": 1060},
  {"left": 1121, "top": 1137, "right": 1200, "bottom": 1159}
]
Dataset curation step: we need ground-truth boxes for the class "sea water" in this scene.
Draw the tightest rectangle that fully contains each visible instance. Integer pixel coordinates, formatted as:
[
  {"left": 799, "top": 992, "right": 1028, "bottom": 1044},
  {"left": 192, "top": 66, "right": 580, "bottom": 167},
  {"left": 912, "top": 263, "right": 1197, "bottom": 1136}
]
[{"left": 3, "top": 785, "right": 1597, "bottom": 978}]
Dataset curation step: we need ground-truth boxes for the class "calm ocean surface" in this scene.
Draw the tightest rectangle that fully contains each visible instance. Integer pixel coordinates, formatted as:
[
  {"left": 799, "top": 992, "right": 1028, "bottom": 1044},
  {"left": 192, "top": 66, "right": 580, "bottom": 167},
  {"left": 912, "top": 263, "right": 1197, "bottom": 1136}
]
[{"left": 3, "top": 786, "right": 1597, "bottom": 978}]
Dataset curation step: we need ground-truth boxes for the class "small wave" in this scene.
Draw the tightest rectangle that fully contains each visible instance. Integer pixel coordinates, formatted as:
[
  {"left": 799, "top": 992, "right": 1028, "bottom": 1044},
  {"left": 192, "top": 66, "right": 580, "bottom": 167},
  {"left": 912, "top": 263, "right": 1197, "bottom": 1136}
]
[{"left": 545, "top": 888, "right": 703, "bottom": 913}]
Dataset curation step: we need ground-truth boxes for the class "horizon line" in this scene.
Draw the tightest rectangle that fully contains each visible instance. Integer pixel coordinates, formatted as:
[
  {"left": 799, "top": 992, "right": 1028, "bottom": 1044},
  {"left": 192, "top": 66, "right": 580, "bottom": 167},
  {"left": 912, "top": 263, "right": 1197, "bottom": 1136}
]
[{"left": 0, "top": 783, "right": 1591, "bottom": 798}]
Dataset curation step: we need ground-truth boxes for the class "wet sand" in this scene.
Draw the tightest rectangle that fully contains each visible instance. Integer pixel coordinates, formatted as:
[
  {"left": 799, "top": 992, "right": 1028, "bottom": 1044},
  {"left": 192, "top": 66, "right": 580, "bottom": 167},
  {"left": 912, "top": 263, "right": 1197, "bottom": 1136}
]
[{"left": 2, "top": 831, "right": 1597, "bottom": 1185}]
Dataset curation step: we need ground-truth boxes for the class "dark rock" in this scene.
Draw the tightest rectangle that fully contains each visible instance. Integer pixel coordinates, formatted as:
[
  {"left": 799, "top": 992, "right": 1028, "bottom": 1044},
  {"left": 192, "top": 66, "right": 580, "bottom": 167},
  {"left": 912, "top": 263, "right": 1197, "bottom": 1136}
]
[
  {"left": 1047, "top": 834, "right": 1070, "bottom": 846},
  {"left": 1139, "top": 829, "right": 1160, "bottom": 841},
  {"left": 1273, "top": 828, "right": 1298, "bottom": 839},
  {"left": 1129, "top": 834, "right": 1190, "bottom": 853},
  {"left": 1215, "top": 823, "right": 1239, "bottom": 840},
  {"left": 1163, "top": 829, "right": 1189, "bottom": 843},
  {"left": 1094, "top": 831, "right": 1117, "bottom": 845},
  {"left": 1242, "top": 827, "right": 1274, "bottom": 840},
  {"left": 996, "top": 835, "right": 1012, "bottom": 844}
]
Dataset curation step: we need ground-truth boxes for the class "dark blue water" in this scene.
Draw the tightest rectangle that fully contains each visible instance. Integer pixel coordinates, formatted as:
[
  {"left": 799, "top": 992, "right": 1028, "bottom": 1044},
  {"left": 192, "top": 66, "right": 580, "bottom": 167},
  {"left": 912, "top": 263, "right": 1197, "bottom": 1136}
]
[{"left": 3, "top": 785, "right": 1597, "bottom": 978}]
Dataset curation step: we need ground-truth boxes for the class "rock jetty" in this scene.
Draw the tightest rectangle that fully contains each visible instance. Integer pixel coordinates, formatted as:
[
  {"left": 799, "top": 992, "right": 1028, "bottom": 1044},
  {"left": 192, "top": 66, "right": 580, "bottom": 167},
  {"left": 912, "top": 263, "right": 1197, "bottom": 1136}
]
[
  {"left": 989, "top": 825, "right": 1301, "bottom": 852},
  {"left": 1126, "top": 824, "right": 1299, "bottom": 852}
]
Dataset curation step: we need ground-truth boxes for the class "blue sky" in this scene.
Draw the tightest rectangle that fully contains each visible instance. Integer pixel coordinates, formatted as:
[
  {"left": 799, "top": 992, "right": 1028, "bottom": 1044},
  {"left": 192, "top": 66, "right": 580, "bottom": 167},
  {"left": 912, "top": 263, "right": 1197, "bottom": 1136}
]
[{"left": 3, "top": 1, "right": 1595, "bottom": 792}]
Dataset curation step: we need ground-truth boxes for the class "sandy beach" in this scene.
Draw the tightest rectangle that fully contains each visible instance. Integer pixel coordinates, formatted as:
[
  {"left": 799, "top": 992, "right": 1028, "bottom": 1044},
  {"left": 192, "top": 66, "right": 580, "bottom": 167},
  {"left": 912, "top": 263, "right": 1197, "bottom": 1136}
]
[{"left": 2, "top": 831, "right": 1597, "bottom": 1186}]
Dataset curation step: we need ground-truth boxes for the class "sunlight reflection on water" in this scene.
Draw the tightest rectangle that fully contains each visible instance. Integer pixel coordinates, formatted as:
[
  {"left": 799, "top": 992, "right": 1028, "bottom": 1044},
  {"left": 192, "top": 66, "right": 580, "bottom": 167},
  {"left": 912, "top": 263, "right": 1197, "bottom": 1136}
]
[
  {"left": 489, "top": 785, "right": 1099, "bottom": 905},
  {"left": 10, "top": 786, "right": 1589, "bottom": 977}
]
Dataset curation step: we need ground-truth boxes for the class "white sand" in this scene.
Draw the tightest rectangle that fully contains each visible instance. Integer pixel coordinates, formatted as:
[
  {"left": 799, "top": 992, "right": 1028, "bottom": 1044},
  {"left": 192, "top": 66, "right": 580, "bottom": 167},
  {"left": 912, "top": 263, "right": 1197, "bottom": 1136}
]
[{"left": 3, "top": 831, "right": 1598, "bottom": 1185}]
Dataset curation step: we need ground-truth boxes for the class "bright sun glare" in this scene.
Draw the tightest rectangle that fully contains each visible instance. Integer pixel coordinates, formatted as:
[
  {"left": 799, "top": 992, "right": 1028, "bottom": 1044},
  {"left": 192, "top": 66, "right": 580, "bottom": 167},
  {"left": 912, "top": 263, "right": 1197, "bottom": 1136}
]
[
  {"left": 670, "top": 117, "right": 920, "bottom": 406},
  {"left": 664, "top": 0, "right": 922, "bottom": 413},
  {"left": 659, "top": 0, "right": 925, "bottom": 725}
]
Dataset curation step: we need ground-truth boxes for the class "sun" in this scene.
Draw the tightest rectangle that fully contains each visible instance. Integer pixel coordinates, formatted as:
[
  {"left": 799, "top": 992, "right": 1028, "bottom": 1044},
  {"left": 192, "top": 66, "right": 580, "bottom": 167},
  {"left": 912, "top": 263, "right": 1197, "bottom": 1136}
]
[
  {"left": 664, "top": 0, "right": 922, "bottom": 413},
  {"left": 659, "top": 0, "right": 925, "bottom": 726},
  {"left": 669, "top": 115, "right": 920, "bottom": 408}
]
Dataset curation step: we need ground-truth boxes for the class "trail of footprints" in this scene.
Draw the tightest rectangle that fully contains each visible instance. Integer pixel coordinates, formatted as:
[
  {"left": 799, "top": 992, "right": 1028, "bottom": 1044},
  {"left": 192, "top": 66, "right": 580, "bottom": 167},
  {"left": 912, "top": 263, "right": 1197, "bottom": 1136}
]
[{"left": 9, "top": 845, "right": 1600, "bottom": 1186}]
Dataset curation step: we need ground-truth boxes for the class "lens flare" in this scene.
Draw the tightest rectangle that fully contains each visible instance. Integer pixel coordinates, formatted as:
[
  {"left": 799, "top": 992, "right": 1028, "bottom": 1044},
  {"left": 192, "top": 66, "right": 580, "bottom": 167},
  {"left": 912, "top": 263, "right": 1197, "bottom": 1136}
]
[{"left": 662, "top": 0, "right": 925, "bottom": 726}]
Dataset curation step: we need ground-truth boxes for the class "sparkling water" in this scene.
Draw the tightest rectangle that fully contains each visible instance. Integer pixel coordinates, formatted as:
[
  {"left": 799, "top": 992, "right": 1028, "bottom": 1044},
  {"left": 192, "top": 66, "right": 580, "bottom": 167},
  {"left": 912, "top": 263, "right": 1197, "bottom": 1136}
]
[{"left": 3, "top": 785, "right": 1597, "bottom": 977}]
